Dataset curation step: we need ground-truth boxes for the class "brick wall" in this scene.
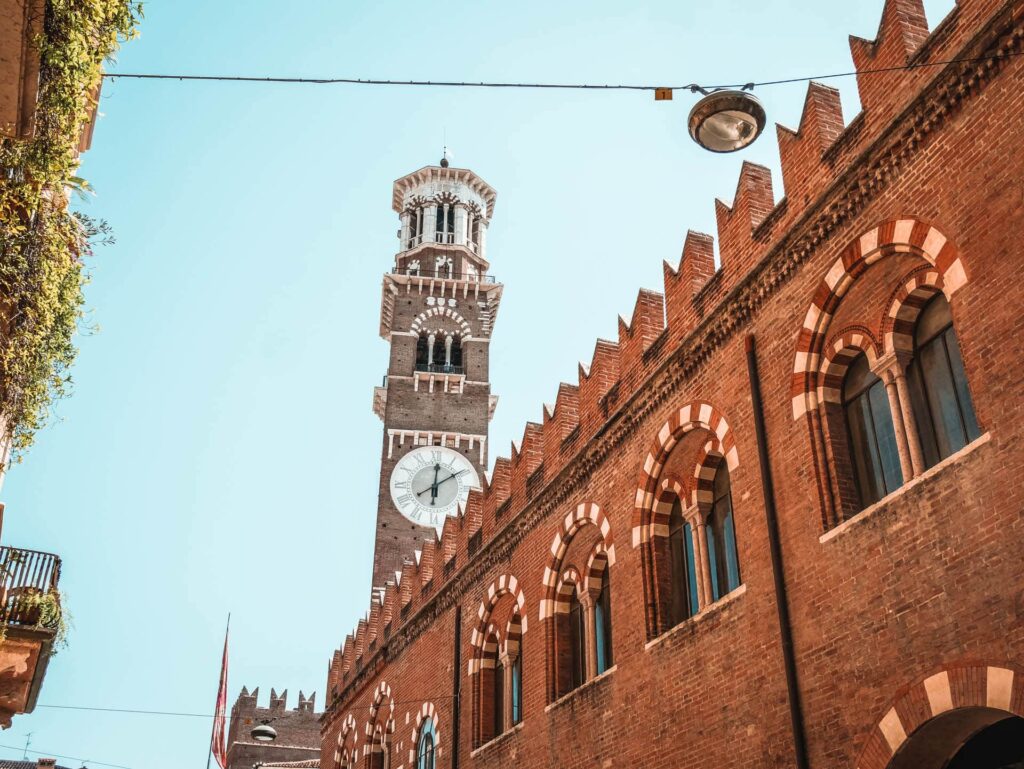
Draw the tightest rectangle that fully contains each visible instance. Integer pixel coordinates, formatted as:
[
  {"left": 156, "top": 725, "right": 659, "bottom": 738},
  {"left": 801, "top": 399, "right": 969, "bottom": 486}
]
[{"left": 323, "top": 1, "right": 1024, "bottom": 768}]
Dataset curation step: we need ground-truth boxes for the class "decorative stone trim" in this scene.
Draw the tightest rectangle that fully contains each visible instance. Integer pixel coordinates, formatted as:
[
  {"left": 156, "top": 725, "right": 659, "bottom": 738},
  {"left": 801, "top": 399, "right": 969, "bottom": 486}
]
[
  {"left": 468, "top": 574, "right": 528, "bottom": 676},
  {"left": 407, "top": 702, "right": 441, "bottom": 768},
  {"left": 790, "top": 217, "right": 964, "bottom": 419},
  {"left": 539, "top": 503, "right": 615, "bottom": 621},
  {"left": 855, "top": 662, "right": 1023, "bottom": 769},
  {"left": 631, "top": 401, "right": 738, "bottom": 549},
  {"left": 882, "top": 268, "right": 946, "bottom": 353}
]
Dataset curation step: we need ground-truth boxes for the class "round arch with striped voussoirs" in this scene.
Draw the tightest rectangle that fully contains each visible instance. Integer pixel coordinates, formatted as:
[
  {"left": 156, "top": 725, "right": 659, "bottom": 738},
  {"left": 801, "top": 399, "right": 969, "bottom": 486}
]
[
  {"left": 539, "top": 503, "right": 615, "bottom": 622},
  {"left": 791, "top": 218, "right": 965, "bottom": 420}
]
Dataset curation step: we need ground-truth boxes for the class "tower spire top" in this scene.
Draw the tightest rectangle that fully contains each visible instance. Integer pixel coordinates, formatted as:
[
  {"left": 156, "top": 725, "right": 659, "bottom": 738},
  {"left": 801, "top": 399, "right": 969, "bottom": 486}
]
[{"left": 440, "top": 145, "right": 451, "bottom": 168}]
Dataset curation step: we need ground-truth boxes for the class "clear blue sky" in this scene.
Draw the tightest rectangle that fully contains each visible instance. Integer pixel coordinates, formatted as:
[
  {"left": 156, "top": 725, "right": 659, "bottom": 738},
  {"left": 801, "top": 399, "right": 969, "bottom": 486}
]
[{"left": 2, "top": 1, "right": 954, "bottom": 766}]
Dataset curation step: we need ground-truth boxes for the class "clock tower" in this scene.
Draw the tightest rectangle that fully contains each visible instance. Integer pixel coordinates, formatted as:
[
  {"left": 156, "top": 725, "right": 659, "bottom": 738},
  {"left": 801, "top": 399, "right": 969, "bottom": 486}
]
[{"left": 370, "top": 158, "right": 502, "bottom": 594}]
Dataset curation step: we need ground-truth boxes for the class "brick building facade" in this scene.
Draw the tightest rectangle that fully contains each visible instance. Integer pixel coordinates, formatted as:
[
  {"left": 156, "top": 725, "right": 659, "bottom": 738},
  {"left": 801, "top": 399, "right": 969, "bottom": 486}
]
[{"left": 321, "top": 1, "right": 1024, "bottom": 767}]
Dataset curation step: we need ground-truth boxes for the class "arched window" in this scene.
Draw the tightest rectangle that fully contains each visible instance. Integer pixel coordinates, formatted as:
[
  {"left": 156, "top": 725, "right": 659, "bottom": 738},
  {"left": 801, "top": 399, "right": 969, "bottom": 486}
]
[
  {"left": 510, "top": 646, "right": 522, "bottom": 725},
  {"left": 435, "top": 205, "right": 455, "bottom": 244},
  {"left": 416, "top": 720, "right": 436, "bottom": 769},
  {"left": 407, "top": 208, "right": 424, "bottom": 250},
  {"left": 907, "top": 295, "right": 981, "bottom": 468},
  {"left": 567, "top": 586, "right": 586, "bottom": 692},
  {"left": 705, "top": 465, "right": 741, "bottom": 601},
  {"left": 844, "top": 353, "right": 903, "bottom": 507},
  {"left": 668, "top": 501, "right": 699, "bottom": 625},
  {"left": 594, "top": 573, "right": 613, "bottom": 674}
]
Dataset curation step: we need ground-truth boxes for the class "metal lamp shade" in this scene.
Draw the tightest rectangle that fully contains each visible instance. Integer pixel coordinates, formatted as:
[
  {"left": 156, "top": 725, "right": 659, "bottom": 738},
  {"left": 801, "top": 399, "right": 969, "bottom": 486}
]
[
  {"left": 251, "top": 723, "right": 278, "bottom": 742},
  {"left": 688, "top": 90, "right": 766, "bottom": 153}
]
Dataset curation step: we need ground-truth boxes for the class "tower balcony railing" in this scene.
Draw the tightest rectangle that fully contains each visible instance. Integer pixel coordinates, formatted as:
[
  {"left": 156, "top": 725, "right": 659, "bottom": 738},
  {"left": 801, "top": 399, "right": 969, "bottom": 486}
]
[
  {"left": 415, "top": 363, "right": 465, "bottom": 375},
  {"left": 393, "top": 267, "right": 495, "bottom": 283},
  {"left": 402, "top": 234, "right": 480, "bottom": 253},
  {"left": 0, "top": 546, "right": 61, "bottom": 627}
]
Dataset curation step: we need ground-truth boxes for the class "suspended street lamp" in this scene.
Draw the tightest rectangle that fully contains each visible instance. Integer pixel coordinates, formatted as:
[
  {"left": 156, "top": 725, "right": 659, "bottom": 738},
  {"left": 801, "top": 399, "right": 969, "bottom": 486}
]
[
  {"left": 251, "top": 721, "right": 278, "bottom": 743},
  {"left": 686, "top": 86, "right": 766, "bottom": 153}
]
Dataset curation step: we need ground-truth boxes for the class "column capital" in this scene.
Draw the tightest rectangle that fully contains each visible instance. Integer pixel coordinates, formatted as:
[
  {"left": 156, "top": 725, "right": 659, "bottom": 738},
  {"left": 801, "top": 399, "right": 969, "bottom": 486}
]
[
  {"left": 682, "top": 501, "right": 709, "bottom": 526},
  {"left": 871, "top": 350, "right": 913, "bottom": 381}
]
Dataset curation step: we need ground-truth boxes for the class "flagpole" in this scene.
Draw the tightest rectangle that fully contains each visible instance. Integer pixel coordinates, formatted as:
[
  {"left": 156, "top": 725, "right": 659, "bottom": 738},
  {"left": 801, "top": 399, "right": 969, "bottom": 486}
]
[{"left": 207, "top": 613, "right": 230, "bottom": 769}]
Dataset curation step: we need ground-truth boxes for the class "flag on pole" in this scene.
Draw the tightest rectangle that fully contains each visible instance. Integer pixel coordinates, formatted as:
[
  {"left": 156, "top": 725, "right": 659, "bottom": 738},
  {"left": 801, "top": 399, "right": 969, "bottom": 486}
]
[{"left": 210, "top": 617, "right": 230, "bottom": 769}]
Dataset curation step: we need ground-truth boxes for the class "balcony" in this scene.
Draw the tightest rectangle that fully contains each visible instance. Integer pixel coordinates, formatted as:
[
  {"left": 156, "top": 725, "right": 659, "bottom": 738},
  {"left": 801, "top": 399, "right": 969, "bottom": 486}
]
[
  {"left": 394, "top": 266, "right": 495, "bottom": 284},
  {"left": 0, "top": 543, "right": 63, "bottom": 728},
  {"left": 415, "top": 363, "right": 464, "bottom": 375}
]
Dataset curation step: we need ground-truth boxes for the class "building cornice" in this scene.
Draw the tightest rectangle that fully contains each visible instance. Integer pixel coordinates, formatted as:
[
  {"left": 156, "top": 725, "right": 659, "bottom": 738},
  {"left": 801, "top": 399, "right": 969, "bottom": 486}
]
[{"left": 325, "top": 1, "right": 1023, "bottom": 723}]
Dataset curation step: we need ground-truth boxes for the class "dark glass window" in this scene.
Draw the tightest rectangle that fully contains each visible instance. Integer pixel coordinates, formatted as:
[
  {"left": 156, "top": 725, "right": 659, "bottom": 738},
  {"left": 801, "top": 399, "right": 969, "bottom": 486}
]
[
  {"left": 907, "top": 295, "right": 981, "bottom": 468},
  {"left": 415, "top": 335, "right": 429, "bottom": 367},
  {"left": 450, "top": 337, "right": 463, "bottom": 369},
  {"left": 595, "top": 573, "right": 613, "bottom": 674},
  {"left": 493, "top": 655, "right": 505, "bottom": 736},
  {"left": 705, "top": 465, "right": 741, "bottom": 601},
  {"left": 668, "top": 502, "right": 699, "bottom": 625},
  {"left": 843, "top": 353, "right": 903, "bottom": 507},
  {"left": 568, "top": 587, "right": 586, "bottom": 690},
  {"left": 417, "top": 722, "right": 435, "bottom": 769},
  {"left": 511, "top": 650, "right": 522, "bottom": 725}
]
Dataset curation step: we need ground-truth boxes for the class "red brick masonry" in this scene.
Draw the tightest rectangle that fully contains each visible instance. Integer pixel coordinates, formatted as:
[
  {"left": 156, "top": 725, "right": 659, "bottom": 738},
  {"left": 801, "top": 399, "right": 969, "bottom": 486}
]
[{"left": 322, "top": 1, "right": 1024, "bottom": 767}]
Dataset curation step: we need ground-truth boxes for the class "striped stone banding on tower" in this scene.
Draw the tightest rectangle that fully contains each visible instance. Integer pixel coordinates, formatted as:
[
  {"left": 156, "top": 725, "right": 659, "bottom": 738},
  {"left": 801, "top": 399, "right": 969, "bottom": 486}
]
[
  {"left": 855, "top": 664, "right": 1023, "bottom": 769},
  {"left": 468, "top": 574, "right": 528, "bottom": 675},
  {"left": 410, "top": 307, "right": 473, "bottom": 338},
  {"left": 791, "top": 218, "right": 965, "bottom": 419},
  {"left": 631, "top": 402, "right": 739, "bottom": 549},
  {"left": 539, "top": 503, "right": 615, "bottom": 620}
]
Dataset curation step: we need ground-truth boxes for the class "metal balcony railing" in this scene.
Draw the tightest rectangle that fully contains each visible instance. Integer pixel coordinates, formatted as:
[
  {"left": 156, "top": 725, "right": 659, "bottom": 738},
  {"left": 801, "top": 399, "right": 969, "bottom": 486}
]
[
  {"left": 394, "top": 267, "right": 495, "bottom": 283},
  {"left": 0, "top": 546, "right": 61, "bottom": 627},
  {"left": 416, "top": 363, "right": 464, "bottom": 375}
]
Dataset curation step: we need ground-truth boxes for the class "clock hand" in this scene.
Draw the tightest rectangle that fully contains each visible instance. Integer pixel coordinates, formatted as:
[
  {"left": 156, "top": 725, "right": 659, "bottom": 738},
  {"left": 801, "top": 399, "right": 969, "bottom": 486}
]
[
  {"left": 435, "top": 468, "right": 469, "bottom": 487},
  {"left": 430, "top": 463, "right": 440, "bottom": 505}
]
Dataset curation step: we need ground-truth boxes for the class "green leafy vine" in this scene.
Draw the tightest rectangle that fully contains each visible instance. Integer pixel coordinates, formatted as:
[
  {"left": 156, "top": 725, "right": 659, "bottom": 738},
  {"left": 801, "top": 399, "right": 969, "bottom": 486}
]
[{"left": 0, "top": 0, "right": 141, "bottom": 460}]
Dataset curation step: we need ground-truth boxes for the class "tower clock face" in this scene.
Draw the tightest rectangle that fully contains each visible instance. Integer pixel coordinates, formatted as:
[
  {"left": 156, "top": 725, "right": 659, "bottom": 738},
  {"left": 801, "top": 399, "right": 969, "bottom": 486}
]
[{"left": 389, "top": 445, "right": 481, "bottom": 530}]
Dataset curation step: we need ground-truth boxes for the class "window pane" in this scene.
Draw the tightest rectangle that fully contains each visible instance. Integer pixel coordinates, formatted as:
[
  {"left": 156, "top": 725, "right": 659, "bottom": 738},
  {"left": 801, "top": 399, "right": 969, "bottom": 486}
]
[
  {"left": 847, "top": 393, "right": 886, "bottom": 506},
  {"left": 907, "top": 360, "right": 941, "bottom": 469},
  {"left": 944, "top": 328, "right": 981, "bottom": 443},
  {"left": 668, "top": 506, "right": 695, "bottom": 624},
  {"left": 494, "top": 660, "right": 504, "bottom": 736},
  {"left": 595, "top": 580, "right": 613, "bottom": 673},
  {"left": 569, "top": 596, "right": 584, "bottom": 689},
  {"left": 867, "top": 380, "right": 903, "bottom": 494},
  {"left": 723, "top": 511, "right": 741, "bottom": 592},
  {"left": 683, "top": 522, "right": 699, "bottom": 614},
  {"left": 705, "top": 524, "right": 721, "bottom": 601},
  {"left": 511, "top": 655, "right": 522, "bottom": 724}
]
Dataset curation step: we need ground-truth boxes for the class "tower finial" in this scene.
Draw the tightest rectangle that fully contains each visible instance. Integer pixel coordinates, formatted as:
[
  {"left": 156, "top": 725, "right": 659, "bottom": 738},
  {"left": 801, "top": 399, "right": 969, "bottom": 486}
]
[{"left": 440, "top": 143, "right": 451, "bottom": 168}]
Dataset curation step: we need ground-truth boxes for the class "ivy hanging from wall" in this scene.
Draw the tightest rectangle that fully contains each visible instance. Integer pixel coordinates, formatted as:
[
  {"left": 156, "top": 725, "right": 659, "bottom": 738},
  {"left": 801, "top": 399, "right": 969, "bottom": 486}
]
[{"left": 0, "top": 0, "right": 141, "bottom": 460}]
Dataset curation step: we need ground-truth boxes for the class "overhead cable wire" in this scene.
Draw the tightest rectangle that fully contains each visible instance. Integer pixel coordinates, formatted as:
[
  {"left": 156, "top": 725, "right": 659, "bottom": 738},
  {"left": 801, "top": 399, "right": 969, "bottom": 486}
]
[{"left": 98, "top": 49, "right": 1024, "bottom": 92}]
